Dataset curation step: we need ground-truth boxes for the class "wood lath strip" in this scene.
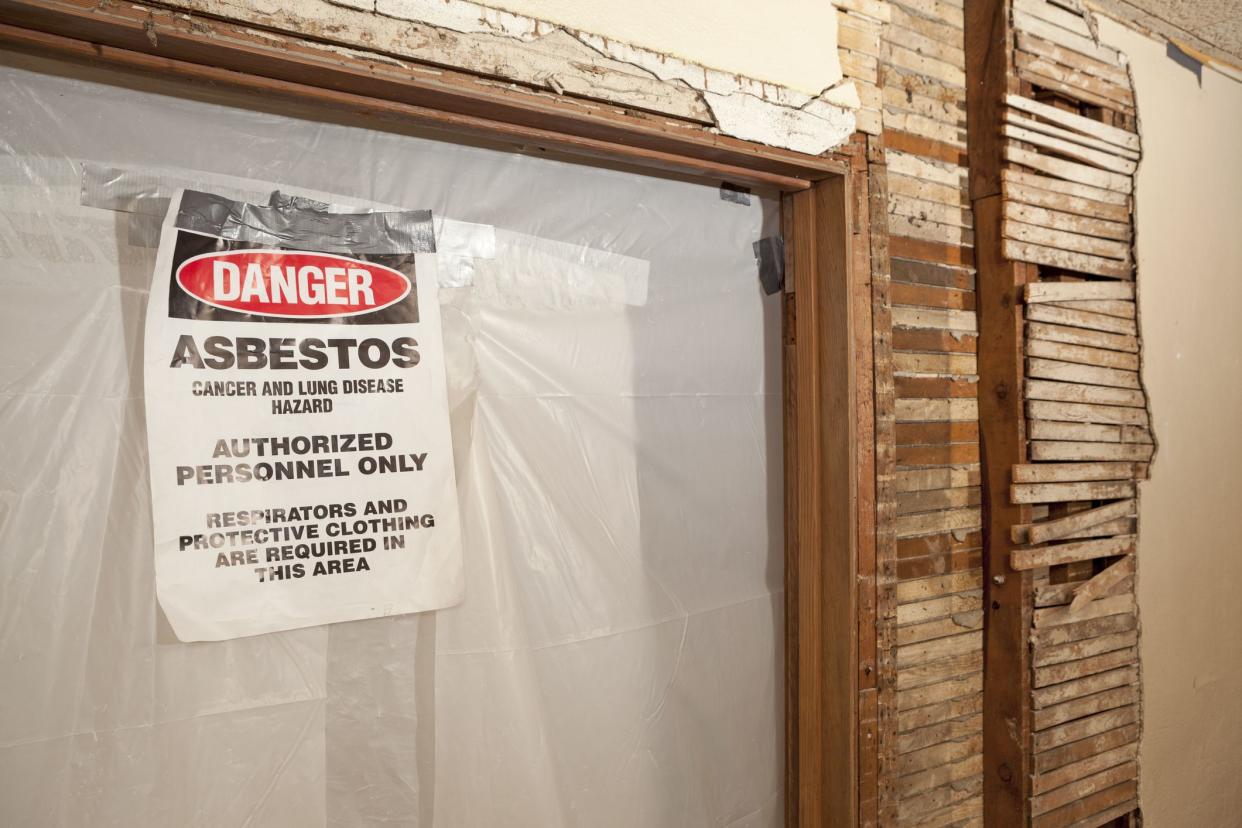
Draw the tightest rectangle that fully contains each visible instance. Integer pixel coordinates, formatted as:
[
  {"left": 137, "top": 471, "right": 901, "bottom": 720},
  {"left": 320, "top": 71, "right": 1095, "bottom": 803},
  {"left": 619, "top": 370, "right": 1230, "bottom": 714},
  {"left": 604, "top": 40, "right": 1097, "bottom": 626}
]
[
  {"left": 1015, "top": 52, "right": 1135, "bottom": 115},
  {"left": 1025, "top": 281, "right": 1134, "bottom": 304},
  {"left": 1005, "top": 201, "right": 1130, "bottom": 243},
  {"left": 1069, "top": 555, "right": 1136, "bottom": 613},
  {"left": 1012, "top": 8, "right": 1122, "bottom": 66},
  {"left": 1003, "top": 123, "right": 1137, "bottom": 175},
  {"left": 1029, "top": 441, "right": 1154, "bottom": 462},
  {"left": 1003, "top": 239, "right": 1132, "bottom": 279},
  {"left": 1014, "top": 498, "right": 1136, "bottom": 545},
  {"left": 1011, "top": 534, "right": 1136, "bottom": 571},
  {"left": 1027, "top": 338, "right": 1138, "bottom": 370},
  {"left": 1026, "top": 381, "right": 1145, "bottom": 409},
  {"left": 1005, "top": 145, "right": 1133, "bottom": 194},
  {"left": 1033, "top": 592, "right": 1136, "bottom": 628},
  {"left": 1010, "top": 480, "right": 1134, "bottom": 504},
  {"left": 1023, "top": 302, "right": 1137, "bottom": 335},
  {"left": 1004, "top": 93, "right": 1139, "bottom": 151},
  {"left": 1027, "top": 320, "right": 1137, "bottom": 352}
]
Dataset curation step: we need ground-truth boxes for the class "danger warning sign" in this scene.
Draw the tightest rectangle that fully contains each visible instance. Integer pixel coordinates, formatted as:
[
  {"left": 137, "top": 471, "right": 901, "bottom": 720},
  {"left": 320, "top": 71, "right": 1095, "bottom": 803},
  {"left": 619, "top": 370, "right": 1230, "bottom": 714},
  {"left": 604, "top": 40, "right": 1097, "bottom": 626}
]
[{"left": 144, "top": 189, "right": 463, "bottom": 641}]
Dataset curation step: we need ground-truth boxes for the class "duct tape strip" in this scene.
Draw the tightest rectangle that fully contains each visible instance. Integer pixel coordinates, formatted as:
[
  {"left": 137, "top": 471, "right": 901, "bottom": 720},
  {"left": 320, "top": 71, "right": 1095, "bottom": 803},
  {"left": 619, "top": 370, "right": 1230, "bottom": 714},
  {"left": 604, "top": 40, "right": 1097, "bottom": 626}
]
[
  {"left": 175, "top": 189, "right": 436, "bottom": 254},
  {"left": 719, "top": 182, "right": 753, "bottom": 206},
  {"left": 79, "top": 163, "right": 495, "bottom": 284},
  {"left": 752, "top": 236, "right": 785, "bottom": 295}
]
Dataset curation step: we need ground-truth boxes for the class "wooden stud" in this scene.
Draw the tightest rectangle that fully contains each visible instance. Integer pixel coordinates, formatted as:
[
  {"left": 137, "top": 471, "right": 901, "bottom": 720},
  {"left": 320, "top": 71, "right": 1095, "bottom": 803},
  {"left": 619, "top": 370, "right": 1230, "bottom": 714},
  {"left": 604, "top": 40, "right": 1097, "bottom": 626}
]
[{"left": 966, "top": 2, "right": 1034, "bottom": 821}]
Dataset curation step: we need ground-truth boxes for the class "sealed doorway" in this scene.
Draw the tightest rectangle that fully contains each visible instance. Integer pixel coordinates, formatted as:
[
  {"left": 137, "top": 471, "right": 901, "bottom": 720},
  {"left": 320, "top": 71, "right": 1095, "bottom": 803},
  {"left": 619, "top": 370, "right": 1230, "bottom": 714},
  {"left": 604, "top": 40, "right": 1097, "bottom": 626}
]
[{"left": 0, "top": 50, "right": 787, "bottom": 826}]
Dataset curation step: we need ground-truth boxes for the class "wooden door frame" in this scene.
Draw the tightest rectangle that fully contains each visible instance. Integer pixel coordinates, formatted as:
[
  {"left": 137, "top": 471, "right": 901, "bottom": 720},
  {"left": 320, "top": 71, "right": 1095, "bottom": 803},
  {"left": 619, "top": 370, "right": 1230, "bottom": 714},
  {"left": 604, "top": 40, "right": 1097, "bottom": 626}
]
[
  {"left": 783, "top": 171, "right": 868, "bottom": 828},
  {"left": 0, "top": 5, "right": 872, "bottom": 823}
]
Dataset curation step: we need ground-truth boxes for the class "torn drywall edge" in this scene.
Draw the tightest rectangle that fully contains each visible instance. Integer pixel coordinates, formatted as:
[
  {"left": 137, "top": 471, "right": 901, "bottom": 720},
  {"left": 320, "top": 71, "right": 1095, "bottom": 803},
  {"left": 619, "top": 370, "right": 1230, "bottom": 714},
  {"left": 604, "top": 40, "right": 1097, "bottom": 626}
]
[
  {"left": 1087, "top": 1, "right": 1242, "bottom": 83},
  {"left": 154, "top": 0, "right": 857, "bottom": 154},
  {"left": 704, "top": 88, "right": 857, "bottom": 156}
]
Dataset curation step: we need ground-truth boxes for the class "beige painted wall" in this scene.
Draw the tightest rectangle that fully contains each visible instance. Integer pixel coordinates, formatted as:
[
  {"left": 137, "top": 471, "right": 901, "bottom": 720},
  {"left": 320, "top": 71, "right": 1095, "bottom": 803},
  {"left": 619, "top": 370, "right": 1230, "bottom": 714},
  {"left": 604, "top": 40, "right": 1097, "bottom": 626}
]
[
  {"left": 1098, "top": 17, "right": 1242, "bottom": 826},
  {"left": 472, "top": 0, "right": 842, "bottom": 94}
]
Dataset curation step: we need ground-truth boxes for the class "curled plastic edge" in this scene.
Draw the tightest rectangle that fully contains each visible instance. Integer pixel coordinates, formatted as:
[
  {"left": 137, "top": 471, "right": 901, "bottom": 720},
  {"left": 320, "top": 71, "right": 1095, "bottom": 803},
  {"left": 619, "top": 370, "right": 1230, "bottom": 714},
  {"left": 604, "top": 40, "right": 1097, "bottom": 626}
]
[{"left": 80, "top": 163, "right": 495, "bottom": 283}]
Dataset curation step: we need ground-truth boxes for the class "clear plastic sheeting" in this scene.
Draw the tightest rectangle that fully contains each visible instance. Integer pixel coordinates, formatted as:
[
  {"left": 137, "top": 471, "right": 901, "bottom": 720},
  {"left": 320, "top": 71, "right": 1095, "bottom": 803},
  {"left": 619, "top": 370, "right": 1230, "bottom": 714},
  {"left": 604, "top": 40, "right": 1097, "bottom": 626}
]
[{"left": 0, "top": 50, "right": 784, "bottom": 827}]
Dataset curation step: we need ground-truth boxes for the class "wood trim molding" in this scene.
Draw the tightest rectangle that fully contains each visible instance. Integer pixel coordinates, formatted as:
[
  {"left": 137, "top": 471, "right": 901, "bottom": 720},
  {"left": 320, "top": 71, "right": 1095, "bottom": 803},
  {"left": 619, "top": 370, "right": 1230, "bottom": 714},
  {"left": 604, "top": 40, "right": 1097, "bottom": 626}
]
[
  {"left": 0, "top": 0, "right": 848, "bottom": 191},
  {"left": 784, "top": 173, "right": 863, "bottom": 826}
]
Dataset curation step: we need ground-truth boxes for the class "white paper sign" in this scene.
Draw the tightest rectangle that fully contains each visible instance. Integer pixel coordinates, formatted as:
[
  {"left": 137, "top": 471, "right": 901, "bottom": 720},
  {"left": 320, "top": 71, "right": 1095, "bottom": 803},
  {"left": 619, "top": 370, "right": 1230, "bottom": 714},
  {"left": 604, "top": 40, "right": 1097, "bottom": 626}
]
[{"left": 144, "top": 189, "right": 463, "bottom": 641}]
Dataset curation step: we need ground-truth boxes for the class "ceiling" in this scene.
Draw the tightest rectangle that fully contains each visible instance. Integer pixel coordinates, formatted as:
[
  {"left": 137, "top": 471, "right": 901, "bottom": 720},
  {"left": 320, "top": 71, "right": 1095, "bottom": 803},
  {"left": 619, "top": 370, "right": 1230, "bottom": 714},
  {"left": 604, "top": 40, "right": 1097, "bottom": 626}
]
[{"left": 1091, "top": 0, "right": 1242, "bottom": 68}]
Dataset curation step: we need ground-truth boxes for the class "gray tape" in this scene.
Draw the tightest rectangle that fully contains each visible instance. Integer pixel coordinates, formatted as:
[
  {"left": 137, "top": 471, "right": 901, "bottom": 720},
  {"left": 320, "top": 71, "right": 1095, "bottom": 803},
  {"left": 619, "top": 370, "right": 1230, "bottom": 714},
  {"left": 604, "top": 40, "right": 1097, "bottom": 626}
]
[
  {"left": 268, "top": 190, "right": 333, "bottom": 212},
  {"left": 175, "top": 189, "right": 436, "bottom": 254},
  {"left": 753, "top": 236, "right": 785, "bottom": 295},
  {"left": 719, "top": 181, "right": 752, "bottom": 206}
]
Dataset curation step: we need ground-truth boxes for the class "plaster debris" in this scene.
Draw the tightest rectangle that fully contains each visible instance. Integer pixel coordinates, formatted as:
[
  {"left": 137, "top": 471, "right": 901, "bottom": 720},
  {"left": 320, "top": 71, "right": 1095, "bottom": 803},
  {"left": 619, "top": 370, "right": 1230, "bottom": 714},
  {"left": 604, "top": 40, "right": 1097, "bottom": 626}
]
[{"left": 155, "top": 0, "right": 858, "bottom": 154}]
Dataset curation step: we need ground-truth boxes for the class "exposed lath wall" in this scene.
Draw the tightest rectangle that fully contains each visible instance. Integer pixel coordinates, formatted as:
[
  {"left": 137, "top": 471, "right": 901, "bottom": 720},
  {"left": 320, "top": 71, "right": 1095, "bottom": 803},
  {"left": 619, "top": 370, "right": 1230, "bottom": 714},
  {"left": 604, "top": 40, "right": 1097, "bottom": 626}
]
[
  {"left": 1002, "top": 1, "right": 1149, "bottom": 824},
  {"left": 843, "top": 0, "right": 1150, "bottom": 824},
  {"left": 836, "top": 0, "right": 988, "bottom": 824}
]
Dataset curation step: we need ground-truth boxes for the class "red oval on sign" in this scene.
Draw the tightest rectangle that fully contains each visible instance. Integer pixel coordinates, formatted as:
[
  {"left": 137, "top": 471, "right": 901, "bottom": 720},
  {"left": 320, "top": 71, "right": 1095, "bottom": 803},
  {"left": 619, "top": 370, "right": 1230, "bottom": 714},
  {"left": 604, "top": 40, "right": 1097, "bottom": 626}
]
[{"left": 176, "top": 249, "right": 413, "bottom": 318}]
